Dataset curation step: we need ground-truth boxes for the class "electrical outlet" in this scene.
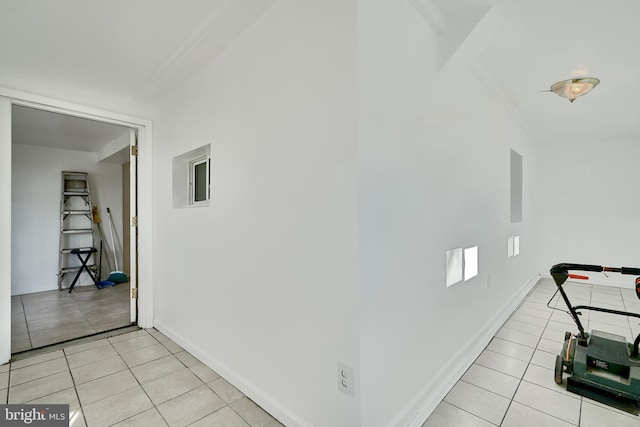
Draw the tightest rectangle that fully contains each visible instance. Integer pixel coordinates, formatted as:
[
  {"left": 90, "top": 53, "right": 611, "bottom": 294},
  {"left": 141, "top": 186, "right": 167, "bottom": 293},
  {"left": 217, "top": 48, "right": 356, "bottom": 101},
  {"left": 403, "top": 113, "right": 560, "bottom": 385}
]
[{"left": 337, "top": 362, "right": 355, "bottom": 397}]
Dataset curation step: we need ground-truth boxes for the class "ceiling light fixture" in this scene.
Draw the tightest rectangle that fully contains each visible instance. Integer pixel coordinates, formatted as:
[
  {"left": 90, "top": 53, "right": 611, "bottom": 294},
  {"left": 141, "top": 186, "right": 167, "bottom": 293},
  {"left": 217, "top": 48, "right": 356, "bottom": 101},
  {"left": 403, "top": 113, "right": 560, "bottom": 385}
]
[{"left": 550, "top": 77, "right": 600, "bottom": 102}]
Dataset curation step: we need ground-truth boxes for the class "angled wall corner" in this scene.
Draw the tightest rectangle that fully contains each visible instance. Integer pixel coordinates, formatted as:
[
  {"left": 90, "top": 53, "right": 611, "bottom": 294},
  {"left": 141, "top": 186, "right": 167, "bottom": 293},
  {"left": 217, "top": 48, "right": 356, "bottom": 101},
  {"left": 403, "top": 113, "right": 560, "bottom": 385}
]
[
  {"left": 408, "top": 0, "right": 501, "bottom": 71},
  {"left": 408, "top": 0, "right": 447, "bottom": 35},
  {"left": 437, "top": 6, "right": 496, "bottom": 71}
]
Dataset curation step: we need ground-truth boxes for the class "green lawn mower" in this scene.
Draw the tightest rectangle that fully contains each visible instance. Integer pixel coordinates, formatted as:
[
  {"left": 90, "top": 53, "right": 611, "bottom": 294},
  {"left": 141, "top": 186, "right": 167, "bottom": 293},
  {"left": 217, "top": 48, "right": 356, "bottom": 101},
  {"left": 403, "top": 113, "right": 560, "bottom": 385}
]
[{"left": 550, "top": 263, "right": 640, "bottom": 415}]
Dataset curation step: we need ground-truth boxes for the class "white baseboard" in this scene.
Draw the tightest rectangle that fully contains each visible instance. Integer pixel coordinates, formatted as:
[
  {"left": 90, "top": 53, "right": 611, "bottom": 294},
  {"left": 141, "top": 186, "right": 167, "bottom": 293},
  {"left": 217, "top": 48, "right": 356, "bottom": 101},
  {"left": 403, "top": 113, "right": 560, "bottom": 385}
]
[
  {"left": 153, "top": 273, "right": 543, "bottom": 427},
  {"left": 393, "top": 273, "right": 541, "bottom": 427},
  {"left": 152, "top": 319, "right": 312, "bottom": 427}
]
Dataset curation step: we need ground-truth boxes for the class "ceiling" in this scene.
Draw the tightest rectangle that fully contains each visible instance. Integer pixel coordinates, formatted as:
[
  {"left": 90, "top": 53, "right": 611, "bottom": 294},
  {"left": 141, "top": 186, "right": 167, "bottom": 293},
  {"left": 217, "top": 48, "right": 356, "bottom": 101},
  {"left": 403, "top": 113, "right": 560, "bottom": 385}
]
[
  {"left": 1, "top": 0, "right": 638, "bottom": 150},
  {"left": 12, "top": 105, "right": 130, "bottom": 152},
  {"left": 422, "top": 0, "right": 640, "bottom": 145},
  {"left": 477, "top": 0, "right": 640, "bottom": 145},
  {"left": 1, "top": 0, "right": 274, "bottom": 154}
]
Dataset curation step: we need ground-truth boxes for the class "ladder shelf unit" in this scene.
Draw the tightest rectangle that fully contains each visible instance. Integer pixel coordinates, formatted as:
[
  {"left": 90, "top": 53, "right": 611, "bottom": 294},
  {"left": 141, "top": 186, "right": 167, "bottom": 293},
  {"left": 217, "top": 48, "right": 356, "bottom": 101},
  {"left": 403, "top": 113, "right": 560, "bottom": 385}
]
[{"left": 58, "top": 171, "right": 98, "bottom": 290}]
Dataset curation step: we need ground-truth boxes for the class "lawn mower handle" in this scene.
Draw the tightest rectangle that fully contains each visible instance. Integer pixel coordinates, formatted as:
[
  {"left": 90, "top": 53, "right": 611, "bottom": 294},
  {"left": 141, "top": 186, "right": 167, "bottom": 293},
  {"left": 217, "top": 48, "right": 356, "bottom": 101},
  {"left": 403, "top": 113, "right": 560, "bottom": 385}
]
[
  {"left": 550, "top": 263, "right": 640, "bottom": 286},
  {"left": 550, "top": 262, "right": 640, "bottom": 355}
]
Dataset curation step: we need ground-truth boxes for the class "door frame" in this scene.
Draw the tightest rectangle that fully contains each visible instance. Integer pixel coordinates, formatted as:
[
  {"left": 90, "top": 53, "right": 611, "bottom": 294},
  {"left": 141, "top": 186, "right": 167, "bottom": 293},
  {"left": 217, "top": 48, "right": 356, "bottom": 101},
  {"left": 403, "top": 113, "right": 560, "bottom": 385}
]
[
  {"left": 0, "top": 88, "right": 154, "bottom": 364},
  {"left": 128, "top": 129, "right": 138, "bottom": 323}
]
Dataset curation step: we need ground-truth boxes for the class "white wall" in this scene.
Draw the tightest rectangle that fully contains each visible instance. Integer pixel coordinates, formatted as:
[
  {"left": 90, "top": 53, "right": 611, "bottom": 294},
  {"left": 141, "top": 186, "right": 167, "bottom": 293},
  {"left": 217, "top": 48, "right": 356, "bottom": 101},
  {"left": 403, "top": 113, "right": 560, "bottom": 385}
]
[
  {"left": 152, "top": 1, "right": 359, "bottom": 427},
  {"left": 12, "top": 144, "right": 123, "bottom": 295},
  {"left": 536, "top": 140, "right": 640, "bottom": 288},
  {"left": 357, "top": 1, "right": 539, "bottom": 425}
]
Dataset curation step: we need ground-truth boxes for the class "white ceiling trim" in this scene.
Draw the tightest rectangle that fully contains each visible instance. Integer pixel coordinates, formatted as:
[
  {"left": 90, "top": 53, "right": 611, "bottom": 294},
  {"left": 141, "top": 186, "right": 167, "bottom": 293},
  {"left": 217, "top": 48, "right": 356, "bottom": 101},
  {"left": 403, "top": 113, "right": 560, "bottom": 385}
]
[
  {"left": 133, "top": 0, "right": 231, "bottom": 103},
  {"left": 133, "top": 0, "right": 275, "bottom": 105}
]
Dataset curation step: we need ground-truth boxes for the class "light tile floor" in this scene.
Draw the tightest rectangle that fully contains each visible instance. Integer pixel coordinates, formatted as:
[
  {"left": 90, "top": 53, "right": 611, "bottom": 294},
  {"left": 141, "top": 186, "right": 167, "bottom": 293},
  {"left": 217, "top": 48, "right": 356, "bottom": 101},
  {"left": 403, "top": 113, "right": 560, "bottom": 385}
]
[
  {"left": 11, "top": 284, "right": 131, "bottom": 352},
  {"left": 423, "top": 278, "right": 640, "bottom": 426},
  {"left": 1, "top": 328, "right": 283, "bottom": 427},
  {"left": 4, "top": 279, "right": 639, "bottom": 427}
]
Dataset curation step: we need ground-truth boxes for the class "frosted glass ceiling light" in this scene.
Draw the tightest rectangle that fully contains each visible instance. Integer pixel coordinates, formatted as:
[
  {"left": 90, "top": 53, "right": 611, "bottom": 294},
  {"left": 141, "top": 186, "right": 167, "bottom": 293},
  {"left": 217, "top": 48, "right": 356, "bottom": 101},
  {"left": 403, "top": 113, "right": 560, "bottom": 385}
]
[{"left": 550, "top": 77, "right": 600, "bottom": 102}]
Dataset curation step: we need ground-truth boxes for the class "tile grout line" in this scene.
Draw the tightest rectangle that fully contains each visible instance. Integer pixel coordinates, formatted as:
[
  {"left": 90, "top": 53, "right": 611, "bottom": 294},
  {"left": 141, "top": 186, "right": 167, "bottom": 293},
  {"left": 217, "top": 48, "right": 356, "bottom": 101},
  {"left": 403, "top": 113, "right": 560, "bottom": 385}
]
[
  {"left": 15, "top": 287, "right": 131, "bottom": 353},
  {"left": 148, "top": 330, "right": 275, "bottom": 427},
  {"left": 514, "top": 284, "right": 593, "bottom": 425},
  {"left": 509, "top": 400, "right": 581, "bottom": 426},
  {"left": 440, "top": 400, "right": 500, "bottom": 426},
  {"left": 472, "top": 352, "right": 529, "bottom": 381},
  {"left": 231, "top": 397, "right": 280, "bottom": 427},
  {"left": 152, "top": 330, "right": 222, "bottom": 426},
  {"left": 20, "top": 296, "right": 34, "bottom": 351},
  {"left": 114, "top": 329, "right": 241, "bottom": 426},
  {"left": 578, "top": 396, "right": 583, "bottom": 426},
  {"left": 62, "top": 346, "right": 89, "bottom": 427},
  {"left": 112, "top": 329, "right": 237, "bottom": 427},
  {"left": 498, "top": 285, "right": 562, "bottom": 426},
  {"left": 440, "top": 280, "right": 555, "bottom": 426},
  {"left": 457, "top": 378, "right": 513, "bottom": 401},
  {"left": 156, "top": 334, "right": 239, "bottom": 427},
  {"left": 6, "top": 360, "right": 11, "bottom": 405},
  {"left": 72, "top": 331, "right": 154, "bottom": 424},
  {"left": 7, "top": 355, "right": 70, "bottom": 395},
  {"left": 105, "top": 329, "right": 173, "bottom": 427},
  {"left": 500, "top": 320, "right": 545, "bottom": 335}
]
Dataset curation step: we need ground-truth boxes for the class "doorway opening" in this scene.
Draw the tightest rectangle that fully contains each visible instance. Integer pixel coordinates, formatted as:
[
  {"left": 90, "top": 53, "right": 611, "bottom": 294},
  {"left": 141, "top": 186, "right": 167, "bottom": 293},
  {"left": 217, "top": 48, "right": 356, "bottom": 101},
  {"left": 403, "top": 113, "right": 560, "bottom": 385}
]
[{"left": 10, "top": 105, "right": 139, "bottom": 353}]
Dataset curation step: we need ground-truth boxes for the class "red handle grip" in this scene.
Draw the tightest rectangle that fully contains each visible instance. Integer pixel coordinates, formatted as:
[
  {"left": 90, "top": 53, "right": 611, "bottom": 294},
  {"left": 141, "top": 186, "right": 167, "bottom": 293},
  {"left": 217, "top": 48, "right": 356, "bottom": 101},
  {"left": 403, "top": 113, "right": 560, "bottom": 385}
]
[{"left": 568, "top": 274, "right": 589, "bottom": 280}]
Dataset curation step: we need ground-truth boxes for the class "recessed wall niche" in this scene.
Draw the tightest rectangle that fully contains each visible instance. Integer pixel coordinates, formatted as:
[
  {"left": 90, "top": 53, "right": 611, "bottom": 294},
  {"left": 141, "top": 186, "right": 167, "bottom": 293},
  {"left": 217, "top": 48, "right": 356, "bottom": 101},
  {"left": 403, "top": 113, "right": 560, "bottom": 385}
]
[
  {"left": 446, "top": 246, "right": 479, "bottom": 287},
  {"left": 507, "top": 235, "right": 520, "bottom": 258},
  {"left": 172, "top": 144, "right": 211, "bottom": 208},
  {"left": 510, "top": 149, "right": 523, "bottom": 222}
]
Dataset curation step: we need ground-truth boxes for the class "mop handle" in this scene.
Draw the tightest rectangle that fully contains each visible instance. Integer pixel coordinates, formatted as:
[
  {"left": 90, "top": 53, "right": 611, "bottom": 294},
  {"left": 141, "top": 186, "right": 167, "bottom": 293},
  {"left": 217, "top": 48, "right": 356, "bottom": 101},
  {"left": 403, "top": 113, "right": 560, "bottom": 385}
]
[{"left": 106, "top": 207, "right": 120, "bottom": 271}]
